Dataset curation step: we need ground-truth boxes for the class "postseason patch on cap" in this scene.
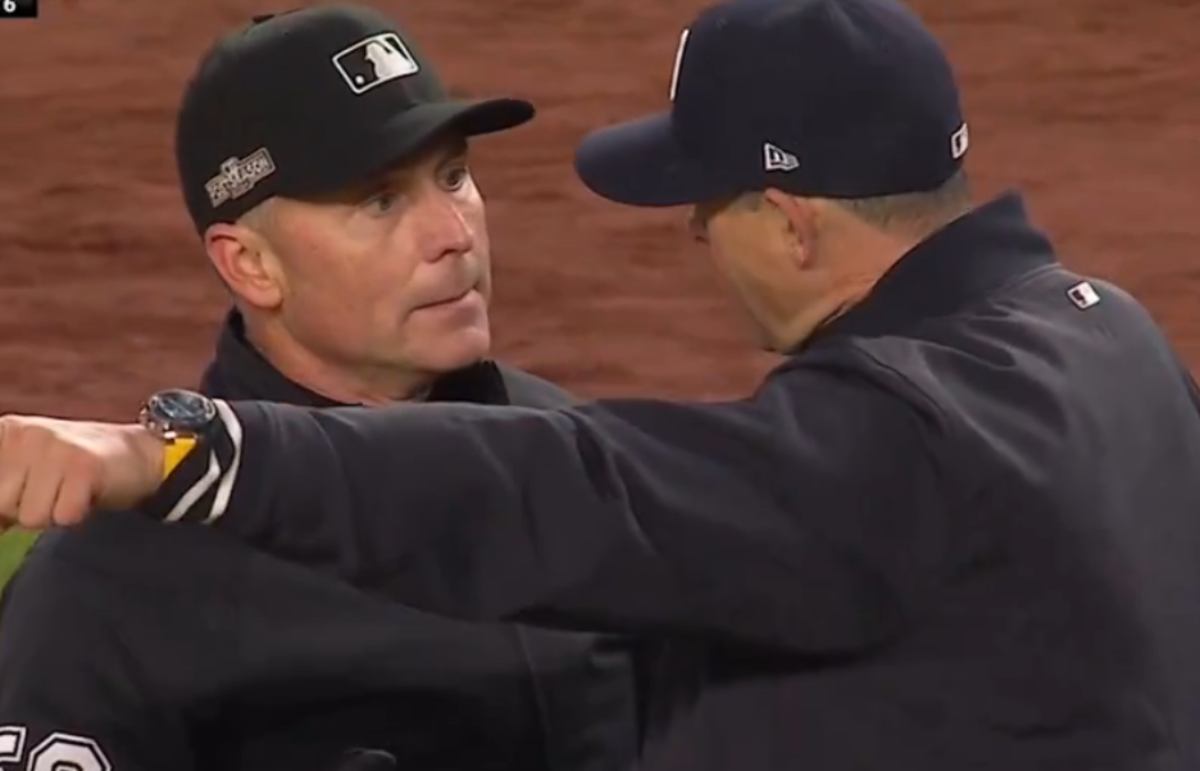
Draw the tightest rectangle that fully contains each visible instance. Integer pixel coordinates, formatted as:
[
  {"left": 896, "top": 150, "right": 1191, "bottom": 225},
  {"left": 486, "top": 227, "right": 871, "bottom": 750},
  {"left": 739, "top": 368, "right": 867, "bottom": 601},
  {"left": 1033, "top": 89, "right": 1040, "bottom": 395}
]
[
  {"left": 332, "top": 32, "right": 420, "bottom": 95},
  {"left": 205, "top": 148, "right": 277, "bottom": 208}
]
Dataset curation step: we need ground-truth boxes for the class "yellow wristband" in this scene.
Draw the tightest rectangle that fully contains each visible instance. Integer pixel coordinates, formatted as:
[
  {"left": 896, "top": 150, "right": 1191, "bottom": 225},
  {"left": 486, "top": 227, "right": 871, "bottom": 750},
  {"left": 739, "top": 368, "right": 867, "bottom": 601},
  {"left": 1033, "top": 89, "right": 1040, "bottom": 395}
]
[{"left": 162, "top": 436, "right": 198, "bottom": 481}]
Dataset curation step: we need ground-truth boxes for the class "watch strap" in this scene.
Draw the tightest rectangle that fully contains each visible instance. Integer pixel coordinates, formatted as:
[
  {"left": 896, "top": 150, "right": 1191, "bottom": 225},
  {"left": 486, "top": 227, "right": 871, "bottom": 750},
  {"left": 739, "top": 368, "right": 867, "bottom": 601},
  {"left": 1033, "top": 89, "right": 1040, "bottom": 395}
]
[{"left": 162, "top": 436, "right": 199, "bottom": 480}]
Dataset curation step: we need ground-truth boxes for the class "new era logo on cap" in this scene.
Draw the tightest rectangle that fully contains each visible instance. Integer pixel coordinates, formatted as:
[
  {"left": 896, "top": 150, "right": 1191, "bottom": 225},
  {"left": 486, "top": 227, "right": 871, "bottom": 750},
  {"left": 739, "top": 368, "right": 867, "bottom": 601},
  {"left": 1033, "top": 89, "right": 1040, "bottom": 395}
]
[
  {"left": 333, "top": 32, "right": 419, "bottom": 95},
  {"left": 764, "top": 142, "right": 799, "bottom": 172}
]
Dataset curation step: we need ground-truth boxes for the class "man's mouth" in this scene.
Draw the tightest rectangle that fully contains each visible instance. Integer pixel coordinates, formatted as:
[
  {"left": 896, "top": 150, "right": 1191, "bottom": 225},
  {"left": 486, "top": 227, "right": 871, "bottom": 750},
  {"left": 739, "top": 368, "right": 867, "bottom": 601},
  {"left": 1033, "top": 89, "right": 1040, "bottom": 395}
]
[{"left": 417, "top": 286, "right": 477, "bottom": 310}]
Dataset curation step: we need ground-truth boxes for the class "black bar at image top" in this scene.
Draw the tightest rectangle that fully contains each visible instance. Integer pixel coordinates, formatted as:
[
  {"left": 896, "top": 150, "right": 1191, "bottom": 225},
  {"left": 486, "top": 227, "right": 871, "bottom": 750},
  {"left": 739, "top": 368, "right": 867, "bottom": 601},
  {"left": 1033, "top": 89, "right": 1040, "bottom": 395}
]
[{"left": 0, "top": 0, "right": 37, "bottom": 19}]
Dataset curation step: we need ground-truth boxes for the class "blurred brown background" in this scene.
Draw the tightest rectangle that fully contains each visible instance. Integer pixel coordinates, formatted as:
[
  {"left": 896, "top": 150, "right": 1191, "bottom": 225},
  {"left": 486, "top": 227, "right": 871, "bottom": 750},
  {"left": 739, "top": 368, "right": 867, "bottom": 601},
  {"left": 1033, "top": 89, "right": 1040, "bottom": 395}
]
[{"left": 0, "top": 0, "right": 1196, "bottom": 418}]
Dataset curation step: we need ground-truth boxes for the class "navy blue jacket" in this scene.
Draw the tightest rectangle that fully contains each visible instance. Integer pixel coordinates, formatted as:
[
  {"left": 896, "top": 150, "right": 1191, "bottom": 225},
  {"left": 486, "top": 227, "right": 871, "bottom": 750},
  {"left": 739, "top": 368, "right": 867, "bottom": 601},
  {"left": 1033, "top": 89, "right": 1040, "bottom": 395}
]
[
  {"left": 0, "top": 313, "right": 640, "bottom": 771},
  {"left": 152, "top": 194, "right": 1200, "bottom": 770}
]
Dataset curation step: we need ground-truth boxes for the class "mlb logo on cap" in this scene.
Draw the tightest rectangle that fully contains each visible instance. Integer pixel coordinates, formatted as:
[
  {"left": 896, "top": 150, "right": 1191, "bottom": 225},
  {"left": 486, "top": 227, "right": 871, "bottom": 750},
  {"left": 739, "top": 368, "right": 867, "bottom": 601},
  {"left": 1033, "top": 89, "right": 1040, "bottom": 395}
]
[{"left": 333, "top": 32, "right": 419, "bottom": 95}]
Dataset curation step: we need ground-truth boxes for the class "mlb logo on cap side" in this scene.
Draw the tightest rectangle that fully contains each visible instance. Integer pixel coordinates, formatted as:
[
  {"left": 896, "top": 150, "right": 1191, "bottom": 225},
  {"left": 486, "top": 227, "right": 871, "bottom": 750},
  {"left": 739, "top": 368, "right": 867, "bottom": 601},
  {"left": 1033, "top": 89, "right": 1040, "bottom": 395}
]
[
  {"left": 951, "top": 123, "right": 970, "bottom": 160},
  {"left": 333, "top": 32, "right": 419, "bottom": 95},
  {"left": 1067, "top": 281, "right": 1101, "bottom": 310},
  {"left": 764, "top": 142, "right": 799, "bottom": 172}
]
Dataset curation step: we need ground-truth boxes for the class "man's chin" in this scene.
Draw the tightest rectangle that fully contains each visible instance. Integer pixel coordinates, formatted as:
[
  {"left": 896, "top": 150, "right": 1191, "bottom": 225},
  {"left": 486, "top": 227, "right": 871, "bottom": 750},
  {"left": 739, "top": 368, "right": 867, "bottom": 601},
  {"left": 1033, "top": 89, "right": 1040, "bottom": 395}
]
[{"left": 413, "top": 327, "right": 493, "bottom": 376}]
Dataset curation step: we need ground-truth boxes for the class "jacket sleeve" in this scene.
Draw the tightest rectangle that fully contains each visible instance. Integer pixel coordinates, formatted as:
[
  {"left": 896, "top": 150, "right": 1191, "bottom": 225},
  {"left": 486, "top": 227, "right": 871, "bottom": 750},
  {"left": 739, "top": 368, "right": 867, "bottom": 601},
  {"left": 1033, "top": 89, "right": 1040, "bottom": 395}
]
[
  {"left": 178, "top": 357, "right": 952, "bottom": 654},
  {"left": 0, "top": 551, "right": 195, "bottom": 771}
]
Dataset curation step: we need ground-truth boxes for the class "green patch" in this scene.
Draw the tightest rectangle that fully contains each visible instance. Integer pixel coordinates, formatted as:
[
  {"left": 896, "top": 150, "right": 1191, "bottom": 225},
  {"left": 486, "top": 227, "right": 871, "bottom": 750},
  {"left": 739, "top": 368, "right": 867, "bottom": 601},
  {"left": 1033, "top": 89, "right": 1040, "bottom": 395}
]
[{"left": 0, "top": 529, "right": 40, "bottom": 593}]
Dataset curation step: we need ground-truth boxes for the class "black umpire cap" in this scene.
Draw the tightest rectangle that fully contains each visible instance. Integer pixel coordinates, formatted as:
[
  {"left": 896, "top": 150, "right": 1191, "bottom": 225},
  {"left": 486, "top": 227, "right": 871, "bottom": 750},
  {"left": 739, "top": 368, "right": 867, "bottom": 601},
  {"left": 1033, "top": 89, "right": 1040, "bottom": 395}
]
[
  {"left": 175, "top": 4, "right": 534, "bottom": 234},
  {"left": 575, "top": 0, "right": 969, "bottom": 207}
]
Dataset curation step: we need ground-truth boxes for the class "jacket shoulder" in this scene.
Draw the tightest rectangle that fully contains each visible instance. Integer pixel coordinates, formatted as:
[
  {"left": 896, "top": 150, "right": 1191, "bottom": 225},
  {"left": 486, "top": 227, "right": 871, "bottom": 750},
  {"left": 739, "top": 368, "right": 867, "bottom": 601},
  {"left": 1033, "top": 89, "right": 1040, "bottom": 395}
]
[
  {"left": 1, "top": 515, "right": 173, "bottom": 633},
  {"left": 0, "top": 522, "right": 199, "bottom": 769},
  {"left": 0, "top": 525, "right": 139, "bottom": 706},
  {"left": 1, "top": 528, "right": 101, "bottom": 635},
  {"left": 1, "top": 513, "right": 240, "bottom": 646}
]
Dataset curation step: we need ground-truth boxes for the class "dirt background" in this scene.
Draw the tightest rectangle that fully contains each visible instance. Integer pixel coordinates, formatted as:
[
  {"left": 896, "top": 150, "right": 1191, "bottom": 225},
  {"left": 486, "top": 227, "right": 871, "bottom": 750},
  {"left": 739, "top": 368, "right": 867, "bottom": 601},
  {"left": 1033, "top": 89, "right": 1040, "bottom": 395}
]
[{"left": 0, "top": 0, "right": 1196, "bottom": 420}]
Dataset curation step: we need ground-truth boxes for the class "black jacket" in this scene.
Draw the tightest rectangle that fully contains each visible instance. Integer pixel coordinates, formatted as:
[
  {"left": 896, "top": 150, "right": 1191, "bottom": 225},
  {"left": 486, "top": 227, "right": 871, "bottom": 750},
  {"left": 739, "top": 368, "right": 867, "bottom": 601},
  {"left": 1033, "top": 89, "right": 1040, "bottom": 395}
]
[
  {"left": 159, "top": 194, "right": 1200, "bottom": 770},
  {"left": 0, "top": 313, "right": 640, "bottom": 771}
]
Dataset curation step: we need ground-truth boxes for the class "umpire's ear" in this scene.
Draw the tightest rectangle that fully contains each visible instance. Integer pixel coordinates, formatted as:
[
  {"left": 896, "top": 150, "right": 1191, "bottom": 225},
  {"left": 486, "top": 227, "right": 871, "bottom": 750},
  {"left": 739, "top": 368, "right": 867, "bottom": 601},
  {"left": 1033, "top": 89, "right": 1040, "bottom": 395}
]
[{"left": 203, "top": 202, "right": 286, "bottom": 312}]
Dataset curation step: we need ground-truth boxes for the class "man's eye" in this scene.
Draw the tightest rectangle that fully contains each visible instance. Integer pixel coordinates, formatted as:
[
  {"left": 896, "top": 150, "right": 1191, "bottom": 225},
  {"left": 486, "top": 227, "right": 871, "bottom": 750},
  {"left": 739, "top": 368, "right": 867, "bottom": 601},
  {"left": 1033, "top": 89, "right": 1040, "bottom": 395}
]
[
  {"left": 364, "top": 190, "right": 399, "bottom": 214},
  {"left": 443, "top": 166, "right": 469, "bottom": 191}
]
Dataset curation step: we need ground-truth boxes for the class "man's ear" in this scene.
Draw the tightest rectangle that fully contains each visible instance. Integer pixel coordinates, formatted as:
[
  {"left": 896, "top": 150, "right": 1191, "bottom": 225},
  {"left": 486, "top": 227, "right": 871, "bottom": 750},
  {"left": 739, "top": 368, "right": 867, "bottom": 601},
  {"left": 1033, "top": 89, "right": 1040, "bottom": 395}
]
[
  {"left": 762, "top": 188, "right": 820, "bottom": 268},
  {"left": 204, "top": 222, "right": 285, "bottom": 311}
]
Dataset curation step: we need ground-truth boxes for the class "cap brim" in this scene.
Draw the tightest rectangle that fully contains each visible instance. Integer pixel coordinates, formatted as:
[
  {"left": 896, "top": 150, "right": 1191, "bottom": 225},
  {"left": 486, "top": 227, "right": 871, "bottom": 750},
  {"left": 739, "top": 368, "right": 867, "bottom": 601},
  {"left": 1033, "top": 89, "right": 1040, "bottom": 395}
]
[
  {"left": 371, "top": 96, "right": 536, "bottom": 172},
  {"left": 292, "top": 97, "right": 534, "bottom": 197},
  {"left": 574, "top": 113, "right": 739, "bottom": 207},
  {"left": 432, "top": 96, "right": 536, "bottom": 138}
]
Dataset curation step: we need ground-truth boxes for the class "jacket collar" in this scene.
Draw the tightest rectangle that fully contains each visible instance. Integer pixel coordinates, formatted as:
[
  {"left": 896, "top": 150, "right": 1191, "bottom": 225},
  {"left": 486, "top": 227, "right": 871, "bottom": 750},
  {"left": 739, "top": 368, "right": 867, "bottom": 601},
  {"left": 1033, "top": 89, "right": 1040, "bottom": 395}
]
[
  {"left": 806, "top": 192, "right": 1059, "bottom": 346},
  {"left": 198, "top": 310, "right": 511, "bottom": 406}
]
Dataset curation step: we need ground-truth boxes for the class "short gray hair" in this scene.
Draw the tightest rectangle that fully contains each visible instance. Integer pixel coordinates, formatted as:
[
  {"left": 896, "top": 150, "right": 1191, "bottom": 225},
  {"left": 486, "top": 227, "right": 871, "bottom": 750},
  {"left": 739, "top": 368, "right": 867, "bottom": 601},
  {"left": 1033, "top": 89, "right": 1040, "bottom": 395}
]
[
  {"left": 235, "top": 197, "right": 278, "bottom": 239},
  {"left": 833, "top": 170, "right": 971, "bottom": 234}
]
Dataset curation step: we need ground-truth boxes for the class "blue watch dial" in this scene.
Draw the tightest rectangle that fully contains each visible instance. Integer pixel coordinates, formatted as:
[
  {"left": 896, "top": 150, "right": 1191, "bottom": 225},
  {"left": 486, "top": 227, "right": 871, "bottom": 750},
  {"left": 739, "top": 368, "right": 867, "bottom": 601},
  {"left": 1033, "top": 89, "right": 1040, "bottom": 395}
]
[{"left": 147, "top": 389, "right": 217, "bottom": 432}]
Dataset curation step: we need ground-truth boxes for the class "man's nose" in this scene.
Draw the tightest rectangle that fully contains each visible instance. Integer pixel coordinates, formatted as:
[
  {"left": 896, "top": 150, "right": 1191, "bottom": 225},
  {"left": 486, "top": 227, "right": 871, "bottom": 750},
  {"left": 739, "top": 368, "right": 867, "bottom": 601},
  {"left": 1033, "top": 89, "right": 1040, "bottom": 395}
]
[{"left": 419, "top": 191, "right": 475, "bottom": 261}]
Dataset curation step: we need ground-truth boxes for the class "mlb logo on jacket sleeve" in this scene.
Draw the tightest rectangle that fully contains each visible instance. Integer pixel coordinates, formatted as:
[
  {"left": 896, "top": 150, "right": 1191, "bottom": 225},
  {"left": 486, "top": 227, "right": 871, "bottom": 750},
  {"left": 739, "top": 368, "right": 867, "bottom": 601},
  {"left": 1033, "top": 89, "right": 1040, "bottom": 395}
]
[
  {"left": 333, "top": 33, "right": 420, "bottom": 94},
  {"left": 1067, "top": 281, "right": 1101, "bottom": 310}
]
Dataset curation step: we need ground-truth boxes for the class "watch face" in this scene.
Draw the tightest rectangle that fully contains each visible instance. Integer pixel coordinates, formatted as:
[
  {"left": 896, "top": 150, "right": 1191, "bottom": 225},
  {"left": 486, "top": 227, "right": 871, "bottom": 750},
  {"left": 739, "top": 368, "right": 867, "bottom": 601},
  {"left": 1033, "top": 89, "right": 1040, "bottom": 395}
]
[{"left": 148, "top": 389, "right": 217, "bottom": 432}]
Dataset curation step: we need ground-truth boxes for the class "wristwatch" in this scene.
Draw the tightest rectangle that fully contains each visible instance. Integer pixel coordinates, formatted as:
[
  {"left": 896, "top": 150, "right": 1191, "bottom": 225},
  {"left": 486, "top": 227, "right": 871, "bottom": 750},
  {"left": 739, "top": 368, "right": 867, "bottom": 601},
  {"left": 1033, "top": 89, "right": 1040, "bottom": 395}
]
[{"left": 138, "top": 389, "right": 218, "bottom": 480}]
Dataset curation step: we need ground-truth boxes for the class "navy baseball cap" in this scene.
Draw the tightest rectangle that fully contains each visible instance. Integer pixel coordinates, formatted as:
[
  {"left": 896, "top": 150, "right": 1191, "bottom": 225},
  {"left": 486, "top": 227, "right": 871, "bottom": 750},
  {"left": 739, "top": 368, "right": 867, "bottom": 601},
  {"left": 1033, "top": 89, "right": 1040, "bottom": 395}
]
[
  {"left": 575, "top": 0, "right": 969, "bottom": 207},
  {"left": 176, "top": 5, "right": 534, "bottom": 234}
]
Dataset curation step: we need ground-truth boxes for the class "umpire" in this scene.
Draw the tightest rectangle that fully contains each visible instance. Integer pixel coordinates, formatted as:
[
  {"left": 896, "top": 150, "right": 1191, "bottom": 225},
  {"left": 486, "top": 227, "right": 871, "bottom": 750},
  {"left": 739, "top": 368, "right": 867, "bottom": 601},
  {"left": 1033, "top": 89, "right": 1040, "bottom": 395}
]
[
  {"left": 1, "top": 0, "right": 1199, "bottom": 769},
  {"left": 0, "top": 6, "right": 638, "bottom": 771}
]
